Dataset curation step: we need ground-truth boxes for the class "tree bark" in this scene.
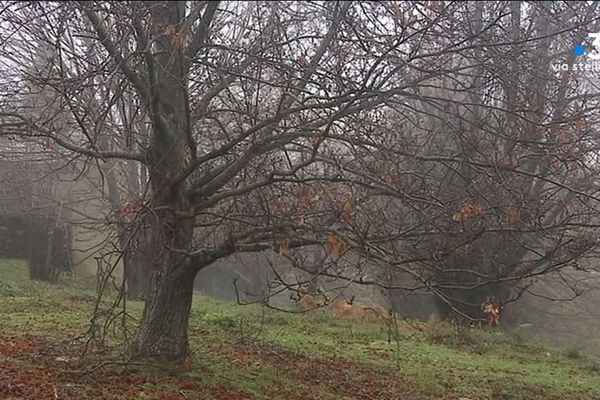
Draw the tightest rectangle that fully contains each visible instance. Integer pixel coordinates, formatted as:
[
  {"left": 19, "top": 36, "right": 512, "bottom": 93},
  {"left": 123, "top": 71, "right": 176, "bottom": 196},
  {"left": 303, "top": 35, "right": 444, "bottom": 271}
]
[
  {"left": 132, "top": 255, "right": 196, "bottom": 361},
  {"left": 131, "top": 173, "right": 196, "bottom": 360},
  {"left": 130, "top": 0, "right": 199, "bottom": 361}
]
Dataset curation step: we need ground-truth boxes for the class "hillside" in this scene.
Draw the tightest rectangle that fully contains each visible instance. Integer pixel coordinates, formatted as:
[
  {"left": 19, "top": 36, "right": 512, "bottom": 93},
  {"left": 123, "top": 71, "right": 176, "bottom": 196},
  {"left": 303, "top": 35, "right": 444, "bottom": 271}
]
[{"left": 0, "top": 259, "right": 599, "bottom": 400}]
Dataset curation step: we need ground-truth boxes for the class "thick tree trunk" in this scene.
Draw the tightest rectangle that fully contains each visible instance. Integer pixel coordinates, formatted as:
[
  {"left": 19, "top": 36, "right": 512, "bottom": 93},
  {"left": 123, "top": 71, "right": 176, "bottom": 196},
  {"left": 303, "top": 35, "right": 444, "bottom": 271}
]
[
  {"left": 132, "top": 259, "right": 196, "bottom": 361},
  {"left": 131, "top": 207, "right": 196, "bottom": 361},
  {"left": 130, "top": 0, "right": 203, "bottom": 361},
  {"left": 27, "top": 214, "right": 69, "bottom": 282}
]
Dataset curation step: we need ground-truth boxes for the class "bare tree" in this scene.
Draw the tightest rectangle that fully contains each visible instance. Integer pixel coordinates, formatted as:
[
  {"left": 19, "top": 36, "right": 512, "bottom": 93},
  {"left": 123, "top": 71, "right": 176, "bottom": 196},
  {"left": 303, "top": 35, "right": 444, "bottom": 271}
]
[{"left": 1, "top": 1, "right": 599, "bottom": 362}]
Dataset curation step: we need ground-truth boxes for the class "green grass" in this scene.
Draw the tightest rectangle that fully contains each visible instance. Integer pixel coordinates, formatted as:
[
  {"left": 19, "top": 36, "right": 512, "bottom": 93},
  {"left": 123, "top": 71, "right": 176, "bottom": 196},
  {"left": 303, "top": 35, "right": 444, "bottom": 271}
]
[{"left": 1, "top": 258, "right": 599, "bottom": 400}]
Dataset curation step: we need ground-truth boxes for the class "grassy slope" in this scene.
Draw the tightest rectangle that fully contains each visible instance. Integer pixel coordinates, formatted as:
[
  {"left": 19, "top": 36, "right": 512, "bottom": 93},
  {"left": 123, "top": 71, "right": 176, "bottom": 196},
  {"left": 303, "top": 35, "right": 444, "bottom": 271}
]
[{"left": 1, "top": 258, "right": 599, "bottom": 400}]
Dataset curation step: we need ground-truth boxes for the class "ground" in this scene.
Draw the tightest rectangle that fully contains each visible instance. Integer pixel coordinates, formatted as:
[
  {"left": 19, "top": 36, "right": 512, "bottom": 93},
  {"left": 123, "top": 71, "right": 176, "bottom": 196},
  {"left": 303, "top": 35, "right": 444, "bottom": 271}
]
[{"left": 0, "top": 259, "right": 599, "bottom": 400}]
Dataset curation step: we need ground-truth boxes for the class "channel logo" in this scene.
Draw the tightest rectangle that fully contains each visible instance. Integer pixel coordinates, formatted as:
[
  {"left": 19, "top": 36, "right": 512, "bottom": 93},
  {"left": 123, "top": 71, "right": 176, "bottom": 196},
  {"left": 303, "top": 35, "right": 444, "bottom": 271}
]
[{"left": 573, "top": 32, "right": 600, "bottom": 60}]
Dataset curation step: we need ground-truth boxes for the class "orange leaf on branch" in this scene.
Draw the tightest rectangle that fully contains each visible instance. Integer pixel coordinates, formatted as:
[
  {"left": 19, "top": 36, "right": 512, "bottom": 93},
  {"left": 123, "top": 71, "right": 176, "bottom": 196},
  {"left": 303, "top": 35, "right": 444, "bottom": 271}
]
[
  {"left": 120, "top": 200, "right": 138, "bottom": 216},
  {"left": 165, "top": 24, "right": 190, "bottom": 48},
  {"left": 387, "top": 1, "right": 404, "bottom": 24},
  {"left": 267, "top": 193, "right": 284, "bottom": 211},
  {"left": 575, "top": 117, "right": 586, "bottom": 136},
  {"left": 294, "top": 187, "right": 314, "bottom": 206},
  {"left": 500, "top": 151, "right": 519, "bottom": 168},
  {"left": 279, "top": 238, "right": 292, "bottom": 256},
  {"left": 452, "top": 201, "right": 484, "bottom": 222},
  {"left": 506, "top": 207, "right": 520, "bottom": 225},
  {"left": 325, "top": 234, "right": 348, "bottom": 256},
  {"left": 386, "top": 169, "right": 398, "bottom": 185},
  {"left": 311, "top": 132, "right": 325, "bottom": 146},
  {"left": 340, "top": 200, "right": 355, "bottom": 224}
]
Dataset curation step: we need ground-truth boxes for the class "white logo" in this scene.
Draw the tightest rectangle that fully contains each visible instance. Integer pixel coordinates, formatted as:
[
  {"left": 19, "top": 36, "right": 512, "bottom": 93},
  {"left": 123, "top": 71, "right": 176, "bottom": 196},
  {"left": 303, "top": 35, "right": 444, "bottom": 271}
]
[{"left": 587, "top": 32, "right": 600, "bottom": 60}]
